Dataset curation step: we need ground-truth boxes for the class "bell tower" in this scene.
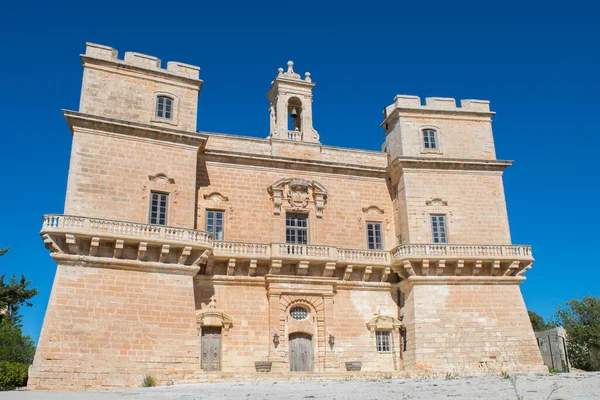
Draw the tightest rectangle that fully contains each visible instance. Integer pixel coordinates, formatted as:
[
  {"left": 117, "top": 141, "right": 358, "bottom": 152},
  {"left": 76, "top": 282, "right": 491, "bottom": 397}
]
[{"left": 267, "top": 61, "right": 319, "bottom": 143}]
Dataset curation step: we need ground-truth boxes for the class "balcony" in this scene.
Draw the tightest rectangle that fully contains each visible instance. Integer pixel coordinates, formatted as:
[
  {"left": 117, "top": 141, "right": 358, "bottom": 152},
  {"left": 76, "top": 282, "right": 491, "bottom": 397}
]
[
  {"left": 391, "top": 244, "right": 533, "bottom": 262},
  {"left": 213, "top": 241, "right": 389, "bottom": 265},
  {"left": 42, "top": 214, "right": 212, "bottom": 246},
  {"left": 390, "top": 244, "right": 534, "bottom": 278},
  {"left": 40, "top": 214, "right": 213, "bottom": 275}
]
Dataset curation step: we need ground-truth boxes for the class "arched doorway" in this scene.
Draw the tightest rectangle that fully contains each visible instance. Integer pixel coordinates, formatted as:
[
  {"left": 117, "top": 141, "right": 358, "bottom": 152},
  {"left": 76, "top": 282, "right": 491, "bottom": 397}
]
[{"left": 289, "top": 332, "right": 313, "bottom": 372}]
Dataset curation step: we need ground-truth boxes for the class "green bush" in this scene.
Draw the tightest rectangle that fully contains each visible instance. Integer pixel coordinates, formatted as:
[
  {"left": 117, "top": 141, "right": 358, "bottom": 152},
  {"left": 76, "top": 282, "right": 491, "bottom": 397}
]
[
  {"left": 142, "top": 375, "right": 156, "bottom": 387},
  {"left": 0, "top": 361, "right": 29, "bottom": 390}
]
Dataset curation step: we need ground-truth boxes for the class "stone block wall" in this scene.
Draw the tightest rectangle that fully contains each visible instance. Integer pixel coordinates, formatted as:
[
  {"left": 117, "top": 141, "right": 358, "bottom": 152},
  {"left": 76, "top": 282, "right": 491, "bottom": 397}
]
[
  {"left": 194, "top": 278, "right": 270, "bottom": 371},
  {"left": 197, "top": 151, "right": 394, "bottom": 249},
  {"left": 28, "top": 264, "right": 200, "bottom": 390},
  {"left": 327, "top": 288, "right": 401, "bottom": 371},
  {"left": 64, "top": 128, "right": 200, "bottom": 228},
  {"left": 401, "top": 280, "right": 546, "bottom": 375},
  {"left": 399, "top": 169, "right": 511, "bottom": 244}
]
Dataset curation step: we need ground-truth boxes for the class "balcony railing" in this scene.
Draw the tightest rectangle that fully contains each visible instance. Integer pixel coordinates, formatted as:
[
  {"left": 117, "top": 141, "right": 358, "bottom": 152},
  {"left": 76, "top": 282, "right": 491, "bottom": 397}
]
[
  {"left": 391, "top": 244, "right": 533, "bottom": 261},
  {"left": 288, "top": 130, "right": 302, "bottom": 141},
  {"left": 338, "top": 248, "right": 390, "bottom": 264},
  {"left": 213, "top": 241, "right": 270, "bottom": 258},
  {"left": 42, "top": 214, "right": 213, "bottom": 246}
]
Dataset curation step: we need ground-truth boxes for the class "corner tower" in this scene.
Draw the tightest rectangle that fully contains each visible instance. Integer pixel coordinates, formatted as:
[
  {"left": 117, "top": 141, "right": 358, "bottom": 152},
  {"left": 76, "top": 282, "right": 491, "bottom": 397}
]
[{"left": 267, "top": 61, "right": 319, "bottom": 143}]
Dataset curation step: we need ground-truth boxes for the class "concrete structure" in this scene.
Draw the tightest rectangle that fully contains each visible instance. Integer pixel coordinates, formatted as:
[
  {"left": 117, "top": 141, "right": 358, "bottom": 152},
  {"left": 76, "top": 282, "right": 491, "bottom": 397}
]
[
  {"left": 28, "top": 42, "right": 546, "bottom": 390},
  {"left": 536, "top": 327, "right": 570, "bottom": 372}
]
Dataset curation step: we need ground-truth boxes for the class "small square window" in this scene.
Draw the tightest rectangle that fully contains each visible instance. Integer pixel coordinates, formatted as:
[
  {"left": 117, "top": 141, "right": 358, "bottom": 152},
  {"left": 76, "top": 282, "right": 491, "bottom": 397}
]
[
  {"left": 376, "top": 330, "right": 391, "bottom": 353},
  {"left": 423, "top": 129, "right": 438, "bottom": 150},
  {"left": 206, "top": 210, "right": 224, "bottom": 240},
  {"left": 286, "top": 213, "right": 308, "bottom": 244},
  {"left": 431, "top": 215, "right": 447, "bottom": 244},
  {"left": 156, "top": 96, "right": 174, "bottom": 120},
  {"left": 149, "top": 192, "right": 168, "bottom": 225},
  {"left": 367, "top": 222, "right": 383, "bottom": 250}
]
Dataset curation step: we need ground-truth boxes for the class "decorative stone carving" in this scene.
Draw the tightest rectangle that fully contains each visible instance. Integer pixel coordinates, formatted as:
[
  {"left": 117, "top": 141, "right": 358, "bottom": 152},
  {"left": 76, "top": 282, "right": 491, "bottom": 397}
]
[
  {"left": 425, "top": 197, "right": 448, "bottom": 206},
  {"left": 267, "top": 178, "right": 328, "bottom": 217},
  {"left": 362, "top": 205, "right": 385, "bottom": 214},
  {"left": 366, "top": 314, "right": 402, "bottom": 337},
  {"left": 203, "top": 192, "right": 229, "bottom": 202},
  {"left": 148, "top": 172, "right": 175, "bottom": 184}
]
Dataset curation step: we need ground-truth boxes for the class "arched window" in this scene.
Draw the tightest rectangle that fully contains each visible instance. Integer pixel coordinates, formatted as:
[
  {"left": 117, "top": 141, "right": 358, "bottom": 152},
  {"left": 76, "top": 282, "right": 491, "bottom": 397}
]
[
  {"left": 422, "top": 129, "right": 438, "bottom": 150},
  {"left": 156, "top": 96, "right": 173, "bottom": 120}
]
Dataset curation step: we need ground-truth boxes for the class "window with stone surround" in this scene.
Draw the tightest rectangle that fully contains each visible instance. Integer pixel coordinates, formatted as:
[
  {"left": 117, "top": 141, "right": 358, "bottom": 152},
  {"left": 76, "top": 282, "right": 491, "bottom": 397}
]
[
  {"left": 376, "top": 330, "right": 392, "bottom": 353},
  {"left": 206, "top": 210, "right": 224, "bottom": 241},
  {"left": 423, "top": 129, "right": 438, "bottom": 149},
  {"left": 286, "top": 213, "right": 308, "bottom": 244},
  {"left": 156, "top": 95, "right": 173, "bottom": 120},
  {"left": 366, "top": 221, "right": 383, "bottom": 250},
  {"left": 431, "top": 214, "right": 448, "bottom": 244},
  {"left": 149, "top": 192, "right": 168, "bottom": 225}
]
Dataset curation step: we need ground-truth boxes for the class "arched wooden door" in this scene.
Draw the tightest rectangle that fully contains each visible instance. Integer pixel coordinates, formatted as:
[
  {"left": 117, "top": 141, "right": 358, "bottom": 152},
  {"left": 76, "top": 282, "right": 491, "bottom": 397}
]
[{"left": 289, "top": 332, "right": 313, "bottom": 372}]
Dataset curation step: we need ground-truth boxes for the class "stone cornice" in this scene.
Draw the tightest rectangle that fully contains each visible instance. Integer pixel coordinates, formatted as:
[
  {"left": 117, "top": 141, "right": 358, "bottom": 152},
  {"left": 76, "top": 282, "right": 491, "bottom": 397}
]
[
  {"left": 51, "top": 253, "right": 200, "bottom": 276},
  {"left": 204, "top": 149, "right": 387, "bottom": 176},
  {"left": 63, "top": 110, "right": 208, "bottom": 150},
  {"left": 388, "top": 156, "right": 513, "bottom": 172},
  {"left": 399, "top": 276, "right": 526, "bottom": 288}
]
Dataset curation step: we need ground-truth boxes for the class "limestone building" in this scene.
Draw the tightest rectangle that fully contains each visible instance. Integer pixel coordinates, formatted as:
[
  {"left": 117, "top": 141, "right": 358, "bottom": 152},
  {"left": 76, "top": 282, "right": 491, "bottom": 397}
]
[{"left": 28, "top": 42, "right": 546, "bottom": 390}]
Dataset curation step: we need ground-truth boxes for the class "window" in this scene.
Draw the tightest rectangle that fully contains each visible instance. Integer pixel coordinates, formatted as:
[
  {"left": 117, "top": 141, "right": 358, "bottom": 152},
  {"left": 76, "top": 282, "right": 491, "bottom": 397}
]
[
  {"left": 367, "top": 222, "right": 383, "bottom": 250},
  {"left": 431, "top": 215, "right": 447, "bottom": 244},
  {"left": 376, "top": 330, "right": 391, "bottom": 353},
  {"left": 290, "top": 306, "right": 309, "bottom": 321},
  {"left": 206, "top": 210, "right": 224, "bottom": 241},
  {"left": 423, "top": 129, "right": 438, "bottom": 150},
  {"left": 286, "top": 213, "right": 308, "bottom": 244},
  {"left": 156, "top": 96, "right": 173, "bottom": 120},
  {"left": 149, "top": 192, "right": 168, "bottom": 225}
]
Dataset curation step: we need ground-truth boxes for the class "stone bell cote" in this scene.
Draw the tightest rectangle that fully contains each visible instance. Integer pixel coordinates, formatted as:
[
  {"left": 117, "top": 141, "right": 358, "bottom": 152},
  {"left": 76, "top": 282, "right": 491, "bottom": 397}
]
[{"left": 266, "top": 61, "right": 319, "bottom": 143}]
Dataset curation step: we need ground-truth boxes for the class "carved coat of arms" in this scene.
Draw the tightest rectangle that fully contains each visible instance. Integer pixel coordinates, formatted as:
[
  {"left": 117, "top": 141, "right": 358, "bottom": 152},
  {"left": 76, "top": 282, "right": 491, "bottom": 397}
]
[{"left": 286, "top": 178, "right": 311, "bottom": 209}]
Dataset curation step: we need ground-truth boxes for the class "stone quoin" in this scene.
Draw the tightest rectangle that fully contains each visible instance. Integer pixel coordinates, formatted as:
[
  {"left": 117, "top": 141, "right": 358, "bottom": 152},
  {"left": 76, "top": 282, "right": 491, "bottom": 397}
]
[{"left": 28, "top": 42, "right": 546, "bottom": 390}]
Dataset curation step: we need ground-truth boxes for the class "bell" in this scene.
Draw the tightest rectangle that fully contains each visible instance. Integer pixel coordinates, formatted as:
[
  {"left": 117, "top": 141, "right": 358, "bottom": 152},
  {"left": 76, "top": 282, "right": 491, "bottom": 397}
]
[{"left": 290, "top": 108, "right": 298, "bottom": 118}]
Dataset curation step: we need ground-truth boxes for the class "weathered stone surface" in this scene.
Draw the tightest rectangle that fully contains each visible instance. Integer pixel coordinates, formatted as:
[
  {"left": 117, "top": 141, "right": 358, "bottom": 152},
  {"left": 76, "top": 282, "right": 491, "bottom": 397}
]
[{"left": 28, "top": 42, "right": 545, "bottom": 390}]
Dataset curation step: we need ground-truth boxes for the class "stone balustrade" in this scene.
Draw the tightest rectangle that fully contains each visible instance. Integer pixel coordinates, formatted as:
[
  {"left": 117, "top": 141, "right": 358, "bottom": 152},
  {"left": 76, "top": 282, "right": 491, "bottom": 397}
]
[
  {"left": 391, "top": 243, "right": 533, "bottom": 262},
  {"left": 287, "top": 130, "right": 302, "bottom": 141},
  {"left": 42, "top": 214, "right": 213, "bottom": 246}
]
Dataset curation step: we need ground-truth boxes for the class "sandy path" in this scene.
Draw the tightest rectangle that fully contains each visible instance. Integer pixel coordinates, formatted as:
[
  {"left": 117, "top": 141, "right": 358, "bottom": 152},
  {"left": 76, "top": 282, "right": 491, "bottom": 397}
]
[{"left": 3, "top": 372, "right": 599, "bottom": 399}]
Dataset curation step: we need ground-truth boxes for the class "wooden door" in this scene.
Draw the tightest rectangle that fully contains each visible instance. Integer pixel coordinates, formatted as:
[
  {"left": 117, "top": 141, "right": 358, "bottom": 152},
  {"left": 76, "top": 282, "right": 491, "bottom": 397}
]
[
  {"left": 201, "top": 327, "right": 221, "bottom": 371},
  {"left": 289, "top": 332, "right": 313, "bottom": 372}
]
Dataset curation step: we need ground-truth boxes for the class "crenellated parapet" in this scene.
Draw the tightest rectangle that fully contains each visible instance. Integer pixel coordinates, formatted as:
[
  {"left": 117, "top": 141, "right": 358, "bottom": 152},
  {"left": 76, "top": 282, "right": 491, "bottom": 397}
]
[
  {"left": 83, "top": 42, "right": 201, "bottom": 80},
  {"left": 383, "top": 94, "right": 493, "bottom": 122}
]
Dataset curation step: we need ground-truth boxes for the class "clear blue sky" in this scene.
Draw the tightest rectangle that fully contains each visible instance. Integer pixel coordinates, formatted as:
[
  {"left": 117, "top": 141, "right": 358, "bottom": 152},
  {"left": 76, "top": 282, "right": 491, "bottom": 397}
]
[{"left": 0, "top": 0, "right": 598, "bottom": 342}]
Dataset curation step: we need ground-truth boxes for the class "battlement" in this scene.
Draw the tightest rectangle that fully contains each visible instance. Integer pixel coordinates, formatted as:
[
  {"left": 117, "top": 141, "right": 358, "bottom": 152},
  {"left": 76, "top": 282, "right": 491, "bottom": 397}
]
[
  {"left": 383, "top": 94, "right": 492, "bottom": 123},
  {"left": 83, "top": 42, "right": 200, "bottom": 80}
]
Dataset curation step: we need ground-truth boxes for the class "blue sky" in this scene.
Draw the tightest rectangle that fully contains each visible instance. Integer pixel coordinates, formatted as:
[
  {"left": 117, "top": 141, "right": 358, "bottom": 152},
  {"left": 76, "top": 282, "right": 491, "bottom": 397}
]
[{"left": 0, "top": 0, "right": 598, "bottom": 341}]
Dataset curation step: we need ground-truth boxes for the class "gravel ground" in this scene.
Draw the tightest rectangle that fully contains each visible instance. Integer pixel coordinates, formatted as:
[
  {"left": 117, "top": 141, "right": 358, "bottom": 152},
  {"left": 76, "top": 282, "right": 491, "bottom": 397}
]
[{"left": 3, "top": 372, "right": 599, "bottom": 400}]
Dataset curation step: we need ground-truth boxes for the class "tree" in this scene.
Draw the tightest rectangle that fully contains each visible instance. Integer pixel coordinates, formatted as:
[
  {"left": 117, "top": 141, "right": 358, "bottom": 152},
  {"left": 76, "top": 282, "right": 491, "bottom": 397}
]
[
  {"left": 0, "top": 248, "right": 38, "bottom": 327},
  {"left": 528, "top": 310, "right": 554, "bottom": 331},
  {"left": 553, "top": 296, "right": 600, "bottom": 371},
  {"left": 0, "top": 319, "right": 35, "bottom": 364}
]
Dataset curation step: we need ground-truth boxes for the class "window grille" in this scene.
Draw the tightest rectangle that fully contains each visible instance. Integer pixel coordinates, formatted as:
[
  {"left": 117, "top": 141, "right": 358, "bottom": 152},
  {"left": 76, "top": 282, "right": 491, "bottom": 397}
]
[{"left": 149, "top": 192, "right": 168, "bottom": 225}]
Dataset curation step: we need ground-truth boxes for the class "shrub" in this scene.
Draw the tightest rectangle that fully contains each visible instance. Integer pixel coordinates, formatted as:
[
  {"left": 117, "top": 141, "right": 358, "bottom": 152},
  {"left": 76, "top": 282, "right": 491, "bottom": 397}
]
[
  {"left": 553, "top": 296, "right": 600, "bottom": 371},
  {"left": 142, "top": 375, "right": 156, "bottom": 387},
  {"left": 0, "top": 361, "right": 29, "bottom": 390}
]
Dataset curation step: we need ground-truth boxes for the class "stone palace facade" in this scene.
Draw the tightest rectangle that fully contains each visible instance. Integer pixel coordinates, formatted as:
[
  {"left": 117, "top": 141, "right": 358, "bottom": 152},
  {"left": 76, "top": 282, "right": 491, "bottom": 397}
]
[{"left": 28, "top": 42, "right": 546, "bottom": 390}]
